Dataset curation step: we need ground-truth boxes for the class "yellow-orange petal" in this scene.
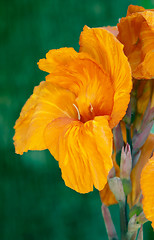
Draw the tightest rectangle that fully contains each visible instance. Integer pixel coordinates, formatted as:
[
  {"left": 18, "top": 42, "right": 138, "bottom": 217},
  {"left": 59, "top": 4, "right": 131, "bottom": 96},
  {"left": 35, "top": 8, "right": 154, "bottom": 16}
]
[
  {"left": 133, "top": 50, "right": 154, "bottom": 79},
  {"left": 127, "top": 134, "right": 154, "bottom": 208},
  {"left": 140, "top": 153, "right": 154, "bottom": 228},
  {"left": 44, "top": 116, "right": 113, "bottom": 193},
  {"left": 79, "top": 26, "right": 132, "bottom": 128},
  {"left": 40, "top": 50, "right": 115, "bottom": 123},
  {"left": 38, "top": 47, "right": 88, "bottom": 74},
  {"left": 127, "top": 5, "right": 145, "bottom": 16},
  {"left": 13, "top": 82, "right": 78, "bottom": 154},
  {"left": 118, "top": 8, "right": 154, "bottom": 79}
]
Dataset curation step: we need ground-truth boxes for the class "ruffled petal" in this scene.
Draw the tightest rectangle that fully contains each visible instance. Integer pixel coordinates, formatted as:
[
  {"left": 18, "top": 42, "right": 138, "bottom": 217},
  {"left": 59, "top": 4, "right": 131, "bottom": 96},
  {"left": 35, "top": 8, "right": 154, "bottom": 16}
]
[
  {"left": 126, "top": 5, "right": 145, "bottom": 16},
  {"left": 79, "top": 26, "right": 132, "bottom": 128},
  {"left": 38, "top": 47, "right": 89, "bottom": 74},
  {"left": 13, "top": 82, "right": 77, "bottom": 154},
  {"left": 44, "top": 116, "right": 113, "bottom": 193},
  {"left": 140, "top": 153, "right": 154, "bottom": 228},
  {"left": 39, "top": 49, "right": 115, "bottom": 123},
  {"left": 127, "top": 134, "right": 154, "bottom": 208},
  {"left": 118, "top": 9, "right": 154, "bottom": 79}
]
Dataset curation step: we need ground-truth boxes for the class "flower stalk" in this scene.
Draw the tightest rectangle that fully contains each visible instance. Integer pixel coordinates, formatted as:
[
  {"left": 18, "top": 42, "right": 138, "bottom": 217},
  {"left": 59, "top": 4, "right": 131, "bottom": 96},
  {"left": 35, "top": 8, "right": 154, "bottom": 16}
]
[
  {"left": 119, "top": 200, "right": 128, "bottom": 240},
  {"left": 101, "top": 204, "right": 119, "bottom": 240}
]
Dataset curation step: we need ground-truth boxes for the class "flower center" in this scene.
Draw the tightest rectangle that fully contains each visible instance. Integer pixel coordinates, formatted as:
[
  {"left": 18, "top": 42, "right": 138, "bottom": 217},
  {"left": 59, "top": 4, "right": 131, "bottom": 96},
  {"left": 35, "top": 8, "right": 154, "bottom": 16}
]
[{"left": 73, "top": 102, "right": 95, "bottom": 123}]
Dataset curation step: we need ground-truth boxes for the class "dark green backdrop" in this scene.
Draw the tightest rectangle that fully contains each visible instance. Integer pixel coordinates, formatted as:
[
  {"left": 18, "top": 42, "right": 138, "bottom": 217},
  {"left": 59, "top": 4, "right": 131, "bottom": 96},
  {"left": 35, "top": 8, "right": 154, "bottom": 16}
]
[{"left": 1, "top": 0, "right": 154, "bottom": 239}]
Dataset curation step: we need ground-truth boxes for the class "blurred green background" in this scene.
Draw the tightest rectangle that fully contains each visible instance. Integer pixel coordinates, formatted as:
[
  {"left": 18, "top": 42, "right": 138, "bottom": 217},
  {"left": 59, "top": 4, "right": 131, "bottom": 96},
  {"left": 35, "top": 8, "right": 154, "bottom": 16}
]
[{"left": 1, "top": 0, "right": 154, "bottom": 239}]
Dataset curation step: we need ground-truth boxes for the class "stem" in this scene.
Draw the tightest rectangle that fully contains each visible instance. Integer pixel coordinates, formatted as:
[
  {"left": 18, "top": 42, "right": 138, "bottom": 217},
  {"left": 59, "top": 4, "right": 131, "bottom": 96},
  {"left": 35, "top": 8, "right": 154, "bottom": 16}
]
[
  {"left": 101, "top": 204, "right": 119, "bottom": 240},
  {"left": 119, "top": 200, "right": 128, "bottom": 240}
]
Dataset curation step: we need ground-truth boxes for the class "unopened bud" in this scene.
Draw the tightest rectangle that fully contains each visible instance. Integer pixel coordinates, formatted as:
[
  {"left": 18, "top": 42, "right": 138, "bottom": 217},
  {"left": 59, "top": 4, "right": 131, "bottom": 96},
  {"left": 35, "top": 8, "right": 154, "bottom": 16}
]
[
  {"left": 127, "top": 214, "right": 141, "bottom": 236},
  {"left": 108, "top": 177, "right": 125, "bottom": 203},
  {"left": 129, "top": 204, "right": 142, "bottom": 219},
  {"left": 132, "top": 150, "right": 141, "bottom": 168},
  {"left": 107, "top": 167, "right": 116, "bottom": 179},
  {"left": 120, "top": 144, "right": 132, "bottom": 180},
  {"left": 120, "top": 144, "right": 132, "bottom": 195},
  {"left": 127, "top": 212, "right": 147, "bottom": 239},
  {"left": 136, "top": 212, "right": 148, "bottom": 225},
  {"left": 113, "top": 124, "right": 124, "bottom": 152},
  {"left": 133, "top": 121, "right": 153, "bottom": 151},
  {"left": 113, "top": 124, "right": 124, "bottom": 166}
]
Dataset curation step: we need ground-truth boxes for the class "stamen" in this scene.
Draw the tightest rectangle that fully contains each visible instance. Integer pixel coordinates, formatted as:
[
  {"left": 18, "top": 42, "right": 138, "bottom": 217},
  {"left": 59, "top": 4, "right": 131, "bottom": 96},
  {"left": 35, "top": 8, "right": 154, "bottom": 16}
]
[
  {"left": 89, "top": 103, "right": 93, "bottom": 113},
  {"left": 73, "top": 104, "right": 81, "bottom": 120}
]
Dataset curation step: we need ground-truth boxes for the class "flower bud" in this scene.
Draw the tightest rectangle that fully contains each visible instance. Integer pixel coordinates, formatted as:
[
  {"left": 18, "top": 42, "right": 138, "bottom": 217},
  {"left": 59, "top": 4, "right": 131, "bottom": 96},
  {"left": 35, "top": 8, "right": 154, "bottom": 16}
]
[
  {"left": 113, "top": 124, "right": 124, "bottom": 165},
  {"left": 136, "top": 212, "right": 148, "bottom": 225},
  {"left": 108, "top": 177, "right": 125, "bottom": 203},
  {"left": 129, "top": 204, "right": 142, "bottom": 219},
  {"left": 120, "top": 144, "right": 132, "bottom": 180},
  {"left": 120, "top": 144, "right": 132, "bottom": 195},
  {"left": 127, "top": 214, "right": 141, "bottom": 238},
  {"left": 133, "top": 121, "right": 153, "bottom": 152}
]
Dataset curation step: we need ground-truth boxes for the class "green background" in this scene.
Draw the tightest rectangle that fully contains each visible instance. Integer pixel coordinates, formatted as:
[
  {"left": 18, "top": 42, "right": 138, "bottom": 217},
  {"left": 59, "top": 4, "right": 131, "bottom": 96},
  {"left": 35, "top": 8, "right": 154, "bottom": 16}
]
[{"left": 0, "top": 0, "right": 154, "bottom": 239}]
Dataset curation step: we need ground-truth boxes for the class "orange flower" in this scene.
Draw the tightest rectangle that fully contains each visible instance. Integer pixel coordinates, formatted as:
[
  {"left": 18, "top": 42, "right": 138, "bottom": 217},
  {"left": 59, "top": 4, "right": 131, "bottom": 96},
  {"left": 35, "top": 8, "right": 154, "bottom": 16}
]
[
  {"left": 117, "top": 5, "right": 154, "bottom": 79},
  {"left": 140, "top": 152, "right": 154, "bottom": 228},
  {"left": 13, "top": 27, "right": 132, "bottom": 193}
]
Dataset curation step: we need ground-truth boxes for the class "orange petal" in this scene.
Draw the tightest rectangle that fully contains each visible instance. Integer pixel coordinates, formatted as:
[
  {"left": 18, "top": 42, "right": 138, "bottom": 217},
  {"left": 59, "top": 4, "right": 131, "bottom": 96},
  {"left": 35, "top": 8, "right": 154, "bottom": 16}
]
[
  {"left": 127, "top": 5, "right": 145, "bottom": 16},
  {"left": 38, "top": 47, "right": 95, "bottom": 94},
  {"left": 44, "top": 116, "right": 113, "bottom": 193},
  {"left": 118, "top": 9, "right": 154, "bottom": 79},
  {"left": 128, "top": 134, "right": 154, "bottom": 208},
  {"left": 79, "top": 26, "right": 132, "bottom": 128},
  {"left": 140, "top": 153, "right": 154, "bottom": 228},
  {"left": 13, "top": 82, "right": 77, "bottom": 154},
  {"left": 38, "top": 48, "right": 81, "bottom": 73},
  {"left": 72, "top": 59, "right": 114, "bottom": 122},
  {"left": 39, "top": 49, "right": 115, "bottom": 123},
  {"left": 100, "top": 183, "right": 117, "bottom": 206}
]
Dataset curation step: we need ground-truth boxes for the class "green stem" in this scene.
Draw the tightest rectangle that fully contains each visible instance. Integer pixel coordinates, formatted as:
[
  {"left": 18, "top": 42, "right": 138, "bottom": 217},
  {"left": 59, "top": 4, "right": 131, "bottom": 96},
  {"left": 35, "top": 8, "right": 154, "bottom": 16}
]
[{"left": 119, "top": 200, "right": 128, "bottom": 240}]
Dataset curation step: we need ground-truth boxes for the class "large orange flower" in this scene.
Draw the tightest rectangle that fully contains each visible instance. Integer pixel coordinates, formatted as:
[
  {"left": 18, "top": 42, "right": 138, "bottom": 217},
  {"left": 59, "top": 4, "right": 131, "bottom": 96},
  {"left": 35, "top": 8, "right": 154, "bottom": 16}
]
[
  {"left": 117, "top": 5, "right": 154, "bottom": 79},
  {"left": 13, "top": 27, "right": 132, "bottom": 193},
  {"left": 140, "top": 153, "right": 154, "bottom": 228}
]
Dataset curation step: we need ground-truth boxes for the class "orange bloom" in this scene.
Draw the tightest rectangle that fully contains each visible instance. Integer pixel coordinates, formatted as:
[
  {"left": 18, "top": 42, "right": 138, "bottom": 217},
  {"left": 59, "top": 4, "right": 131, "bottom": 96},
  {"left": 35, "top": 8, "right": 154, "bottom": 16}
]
[
  {"left": 117, "top": 5, "right": 154, "bottom": 79},
  {"left": 13, "top": 27, "right": 132, "bottom": 193},
  {"left": 140, "top": 152, "right": 154, "bottom": 228}
]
